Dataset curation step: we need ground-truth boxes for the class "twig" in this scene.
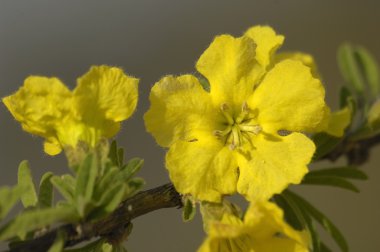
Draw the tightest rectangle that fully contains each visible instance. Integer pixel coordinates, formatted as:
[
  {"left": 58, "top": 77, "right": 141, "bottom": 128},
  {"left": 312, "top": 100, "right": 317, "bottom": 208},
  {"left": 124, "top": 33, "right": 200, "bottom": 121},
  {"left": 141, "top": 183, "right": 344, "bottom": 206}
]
[
  {"left": 8, "top": 183, "right": 182, "bottom": 252},
  {"left": 320, "top": 134, "right": 380, "bottom": 165}
]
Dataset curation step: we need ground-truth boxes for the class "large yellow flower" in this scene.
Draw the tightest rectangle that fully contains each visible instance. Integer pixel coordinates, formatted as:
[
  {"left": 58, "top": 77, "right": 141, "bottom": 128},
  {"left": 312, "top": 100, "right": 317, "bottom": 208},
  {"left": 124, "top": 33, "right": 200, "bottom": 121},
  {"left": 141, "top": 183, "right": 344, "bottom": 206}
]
[
  {"left": 3, "top": 66, "right": 138, "bottom": 155},
  {"left": 198, "top": 201, "right": 310, "bottom": 252},
  {"left": 144, "top": 26, "right": 327, "bottom": 202}
]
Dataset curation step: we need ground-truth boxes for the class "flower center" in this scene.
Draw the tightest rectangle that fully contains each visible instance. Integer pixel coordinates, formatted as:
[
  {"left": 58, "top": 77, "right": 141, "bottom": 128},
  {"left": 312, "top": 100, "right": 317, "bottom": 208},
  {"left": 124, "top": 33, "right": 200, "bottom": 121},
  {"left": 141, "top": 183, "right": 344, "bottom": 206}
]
[{"left": 214, "top": 102, "right": 261, "bottom": 150}]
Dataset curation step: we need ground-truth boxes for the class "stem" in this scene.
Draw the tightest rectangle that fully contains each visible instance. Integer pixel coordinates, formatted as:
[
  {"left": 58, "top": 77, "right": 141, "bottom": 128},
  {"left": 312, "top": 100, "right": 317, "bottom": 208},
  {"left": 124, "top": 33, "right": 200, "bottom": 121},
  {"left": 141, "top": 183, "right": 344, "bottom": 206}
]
[
  {"left": 320, "top": 134, "right": 380, "bottom": 165},
  {"left": 8, "top": 183, "right": 182, "bottom": 252}
]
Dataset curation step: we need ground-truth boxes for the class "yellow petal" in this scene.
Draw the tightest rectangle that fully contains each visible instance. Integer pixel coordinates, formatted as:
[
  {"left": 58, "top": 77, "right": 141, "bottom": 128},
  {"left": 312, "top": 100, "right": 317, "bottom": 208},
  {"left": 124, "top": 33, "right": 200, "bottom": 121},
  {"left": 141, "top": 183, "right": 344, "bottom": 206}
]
[
  {"left": 43, "top": 138, "right": 62, "bottom": 156},
  {"left": 198, "top": 213, "right": 252, "bottom": 252},
  {"left": 2, "top": 76, "right": 72, "bottom": 137},
  {"left": 244, "top": 25, "right": 284, "bottom": 69},
  {"left": 323, "top": 107, "right": 351, "bottom": 137},
  {"left": 144, "top": 75, "right": 217, "bottom": 147},
  {"left": 249, "top": 59, "right": 326, "bottom": 133},
  {"left": 275, "top": 52, "right": 320, "bottom": 78},
  {"left": 244, "top": 201, "right": 309, "bottom": 252},
  {"left": 166, "top": 134, "right": 238, "bottom": 202},
  {"left": 196, "top": 35, "right": 263, "bottom": 108},
  {"left": 197, "top": 235, "right": 252, "bottom": 252},
  {"left": 237, "top": 133, "right": 314, "bottom": 201},
  {"left": 74, "top": 65, "right": 138, "bottom": 129}
]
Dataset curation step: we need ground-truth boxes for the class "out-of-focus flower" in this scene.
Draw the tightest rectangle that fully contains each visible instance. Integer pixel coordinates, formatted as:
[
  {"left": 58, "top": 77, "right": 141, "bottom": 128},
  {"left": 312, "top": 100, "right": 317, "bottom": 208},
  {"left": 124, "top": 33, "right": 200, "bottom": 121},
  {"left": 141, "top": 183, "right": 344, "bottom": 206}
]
[
  {"left": 3, "top": 66, "right": 138, "bottom": 155},
  {"left": 198, "top": 201, "right": 309, "bottom": 252}
]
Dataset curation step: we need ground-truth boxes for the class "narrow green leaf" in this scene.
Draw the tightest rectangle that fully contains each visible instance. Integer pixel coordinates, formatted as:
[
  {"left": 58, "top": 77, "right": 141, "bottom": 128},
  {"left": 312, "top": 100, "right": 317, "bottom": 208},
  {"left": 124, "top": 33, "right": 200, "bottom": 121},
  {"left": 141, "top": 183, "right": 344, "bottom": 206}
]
[
  {"left": 108, "top": 140, "right": 118, "bottom": 166},
  {"left": 117, "top": 148, "right": 124, "bottom": 167},
  {"left": 75, "top": 153, "right": 98, "bottom": 206},
  {"left": 312, "top": 133, "right": 342, "bottom": 161},
  {"left": 102, "top": 243, "right": 113, "bottom": 252},
  {"left": 48, "top": 231, "right": 65, "bottom": 252},
  {"left": 182, "top": 198, "right": 196, "bottom": 222},
  {"left": 307, "top": 167, "right": 367, "bottom": 180},
  {"left": 321, "top": 242, "right": 333, "bottom": 252},
  {"left": 0, "top": 206, "right": 77, "bottom": 241},
  {"left": 286, "top": 191, "right": 349, "bottom": 252},
  {"left": 90, "top": 183, "right": 126, "bottom": 220},
  {"left": 355, "top": 46, "right": 380, "bottom": 97},
  {"left": 119, "top": 158, "right": 144, "bottom": 182},
  {"left": 339, "top": 86, "right": 352, "bottom": 109},
  {"left": 276, "top": 193, "right": 321, "bottom": 252},
  {"left": 338, "top": 43, "right": 365, "bottom": 94},
  {"left": 64, "top": 238, "right": 105, "bottom": 252},
  {"left": 0, "top": 186, "right": 24, "bottom": 221},
  {"left": 302, "top": 176, "right": 360, "bottom": 193},
  {"left": 125, "top": 178, "right": 145, "bottom": 197},
  {"left": 94, "top": 167, "right": 119, "bottom": 199},
  {"left": 18, "top": 161, "right": 38, "bottom": 208},
  {"left": 273, "top": 195, "right": 305, "bottom": 231},
  {"left": 62, "top": 175, "right": 76, "bottom": 189},
  {"left": 51, "top": 176, "right": 74, "bottom": 202},
  {"left": 38, "top": 172, "right": 54, "bottom": 208}
]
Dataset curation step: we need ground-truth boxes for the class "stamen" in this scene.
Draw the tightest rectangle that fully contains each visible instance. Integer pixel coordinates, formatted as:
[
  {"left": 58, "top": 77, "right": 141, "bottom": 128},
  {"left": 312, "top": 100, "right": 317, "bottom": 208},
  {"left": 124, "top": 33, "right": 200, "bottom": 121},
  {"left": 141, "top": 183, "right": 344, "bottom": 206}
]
[
  {"left": 213, "top": 126, "right": 232, "bottom": 137},
  {"left": 236, "top": 102, "right": 250, "bottom": 123},
  {"left": 231, "top": 127, "right": 240, "bottom": 147},
  {"left": 220, "top": 103, "right": 234, "bottom": 125},
  {"left": 239, "top": 124, "right": 262, "bottom": 134}
]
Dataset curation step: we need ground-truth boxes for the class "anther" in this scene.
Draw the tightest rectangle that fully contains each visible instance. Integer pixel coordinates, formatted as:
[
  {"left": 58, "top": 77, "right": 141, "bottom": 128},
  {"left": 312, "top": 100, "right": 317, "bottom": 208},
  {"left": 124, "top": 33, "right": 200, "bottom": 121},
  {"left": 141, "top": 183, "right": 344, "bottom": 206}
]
[
  {"left": 242, "top": 102, "right": 249, "bottom": 112},
  {"left": 236, "top": 102, "right": 250, "bottom": 123}
]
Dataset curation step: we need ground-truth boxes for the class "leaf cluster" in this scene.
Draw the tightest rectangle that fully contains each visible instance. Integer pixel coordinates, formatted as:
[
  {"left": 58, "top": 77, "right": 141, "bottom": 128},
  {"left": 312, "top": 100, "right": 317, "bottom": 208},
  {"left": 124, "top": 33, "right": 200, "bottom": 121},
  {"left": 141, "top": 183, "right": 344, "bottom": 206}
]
[{"left": 0, "top": 141, "right": 144, "bottom": 251}]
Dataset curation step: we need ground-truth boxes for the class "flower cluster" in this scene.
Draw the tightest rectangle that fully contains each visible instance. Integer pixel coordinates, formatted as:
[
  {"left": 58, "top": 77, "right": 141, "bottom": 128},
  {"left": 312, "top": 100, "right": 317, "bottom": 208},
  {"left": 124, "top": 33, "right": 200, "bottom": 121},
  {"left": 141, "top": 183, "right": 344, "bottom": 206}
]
[
  {"left": 3, "top": 66, "right": 138, "bottom": 156},
  {"left": 3, "top": 25, "right": 346, "bottom": 252}
]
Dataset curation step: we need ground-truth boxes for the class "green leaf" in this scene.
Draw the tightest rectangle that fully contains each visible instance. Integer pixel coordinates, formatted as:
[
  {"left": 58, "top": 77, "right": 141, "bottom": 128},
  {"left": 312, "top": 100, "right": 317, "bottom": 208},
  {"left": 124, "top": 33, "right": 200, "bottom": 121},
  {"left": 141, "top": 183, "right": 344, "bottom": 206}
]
[
  {"left": 302, "top": 176, "right": 360, "bottom": 193},
  {"left": 321, "top": 242, "right": 333, "bottom": 252},
  {"left": 117, "top": 147, "right": 124, "bottom": 167},
  {"left": 94, "top": 167, "right": 119, "bottom": 199},
  {"left": 273, "top": 194, "right": 305, "bottom": 231},
  {"left": 125, "top": 178, "right": 145, "bottom": 197},
  {"left": 75, "top": 153, "right": 98, "bottom": 216},
  {"left": 64, "top": 238, "right": 105, "bottom": 252},
  {"left": 0, "top": 206, "right": 77, "bottom": 241},
  {"left": 286, "top": 190, "right": 349, "bottom": 252},
  {"left": 275, "top": 193, "right": 321, "bottom": 252},
  {"left": 18, "top": 161, "right": 38, "bottom": 208},
  {"left": 312, "top": 133, "right": 342, "bottom": 161},
  {"left": 51, "top": 176, "right": 74, "bottom": 202},
  {"left": 89, "top": 183, "right": 126, "bottom": 220},
  {"left": 307, "top": 167, "right": 367, "bottom": 180},
  {"left": 108, "top": 140, "right": 120, "bottom": 167},
  {"left": 120, "top": 158, "right": 144, "bottom": 183},
  {"left": 38, "top": 172, "right": 54, "bottom": 208},
  {"left": 355, "top": 46, "right": 380, "bottom": 98},
  {"left": 48, "top": 231, "right": 65, "bottom": 252},
  {"left": 339, "top": 86, "right": 352, "bottom": 109},
  {"left": 0, "top": 186, "right": 24, "bottom": 221},
  {"left": 338, "top": 43, "right": 365, "bottom": 95},
  {"left": 182, "top": 198, "right": 196, "bottom": 222}
]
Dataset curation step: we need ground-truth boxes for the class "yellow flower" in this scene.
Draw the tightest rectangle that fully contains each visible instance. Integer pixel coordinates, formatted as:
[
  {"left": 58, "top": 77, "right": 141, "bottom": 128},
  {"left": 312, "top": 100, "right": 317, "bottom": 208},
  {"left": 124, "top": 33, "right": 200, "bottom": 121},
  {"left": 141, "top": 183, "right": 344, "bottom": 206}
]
[
  {"left": 3, "top": 66, "right": 138, "bottom": 155},
  {"left": 144, "top": 26, "right": 327, "bottom": 202},
  {"left": 198, "top": 201, "right": 310, "bottom": 252}
]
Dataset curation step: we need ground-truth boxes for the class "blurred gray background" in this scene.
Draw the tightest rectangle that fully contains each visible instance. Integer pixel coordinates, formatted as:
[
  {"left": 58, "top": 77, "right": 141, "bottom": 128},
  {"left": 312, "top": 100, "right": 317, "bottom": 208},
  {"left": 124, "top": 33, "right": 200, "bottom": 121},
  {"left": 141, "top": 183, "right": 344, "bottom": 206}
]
[{"left": 0, "top": 0, "right": 379, "bottom": 251}]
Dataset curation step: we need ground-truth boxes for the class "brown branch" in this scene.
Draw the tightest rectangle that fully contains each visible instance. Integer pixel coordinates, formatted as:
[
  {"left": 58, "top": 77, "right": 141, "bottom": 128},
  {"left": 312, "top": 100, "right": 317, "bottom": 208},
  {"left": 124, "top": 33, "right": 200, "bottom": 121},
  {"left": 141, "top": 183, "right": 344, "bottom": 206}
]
[
  {"left": 320, "top": 134, "right": 380, "bottom": 165},
  {"left": 8, "top": 183, "right": 182, "bottom": 252}
]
